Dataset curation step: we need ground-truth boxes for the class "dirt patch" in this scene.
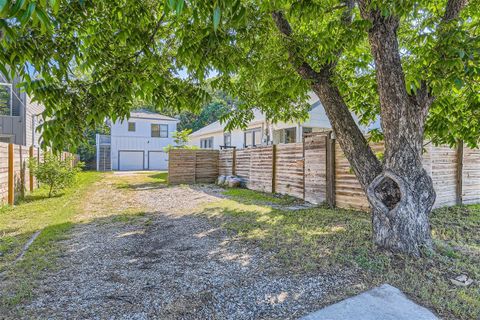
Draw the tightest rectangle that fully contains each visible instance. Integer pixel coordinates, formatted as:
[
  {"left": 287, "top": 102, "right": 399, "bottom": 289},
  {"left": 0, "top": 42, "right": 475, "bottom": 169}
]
[{"left": 10, "top": 173, "right": 354, "bottom": 319}]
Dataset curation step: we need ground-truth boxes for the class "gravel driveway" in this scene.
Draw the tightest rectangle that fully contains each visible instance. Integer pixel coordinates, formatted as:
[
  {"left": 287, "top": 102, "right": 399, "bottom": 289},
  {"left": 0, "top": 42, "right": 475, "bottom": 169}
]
[{"left": 11, "top": 172, "right": 353, "bottom": 319}]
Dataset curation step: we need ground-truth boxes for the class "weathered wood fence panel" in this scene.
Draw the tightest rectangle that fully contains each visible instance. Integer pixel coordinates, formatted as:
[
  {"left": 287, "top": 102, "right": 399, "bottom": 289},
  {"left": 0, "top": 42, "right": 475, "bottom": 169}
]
[
  {"left": 304, "top": 134, "right": 327, "bottom": 204},
  {"left": 429, "top": 145, "right": 458, "bottom": 208},
  {"left": 168, "top": 149, "right": 219, "bottom": 184},
  {"left": 462, "top": 147, "right": 480, "bottom": 204},
  {"left": 235, "top": 149, "right": 251, "bottom": 183},
  {"left": 195, "top": 150, "right": 219, "bottom": 183},
  {"left": 275, "top": 143, "right": 305, "bottom": 199},
  {"left": 169, "top": 133, "right": 480, "bottom": 211},
  {"left": 0, "top": 143, "right": 76, "bottom": 205},
  {"left": 219, "top": 149, "right": 234, "bottom": 176},
  {"left": 248, "top": 146, "right": 273, "bottom": 192}
]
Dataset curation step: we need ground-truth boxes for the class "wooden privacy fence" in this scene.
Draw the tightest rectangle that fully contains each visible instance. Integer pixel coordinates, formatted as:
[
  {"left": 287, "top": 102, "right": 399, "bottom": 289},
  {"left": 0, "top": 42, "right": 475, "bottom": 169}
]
[
  {"left": 0, "top": 142, "right": 77, "bottom": 206},
  {"left": 168, "top": 149, "right": 219, "bottom": 184},
  {"left": 169, "top": 133, "right": 480, "bottom": 211}
]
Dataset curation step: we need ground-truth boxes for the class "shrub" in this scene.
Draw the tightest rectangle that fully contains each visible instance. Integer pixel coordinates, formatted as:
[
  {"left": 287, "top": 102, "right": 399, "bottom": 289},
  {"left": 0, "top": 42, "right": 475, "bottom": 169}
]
[{"left": 29, "top": 153, "right": 84, "bottom": 197}]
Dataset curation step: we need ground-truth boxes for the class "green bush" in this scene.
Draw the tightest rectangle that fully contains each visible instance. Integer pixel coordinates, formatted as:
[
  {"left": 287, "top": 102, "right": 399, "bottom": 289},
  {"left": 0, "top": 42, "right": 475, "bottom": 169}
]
[{"left": 29, "top": 153, "right": 84, "bottom": 197}]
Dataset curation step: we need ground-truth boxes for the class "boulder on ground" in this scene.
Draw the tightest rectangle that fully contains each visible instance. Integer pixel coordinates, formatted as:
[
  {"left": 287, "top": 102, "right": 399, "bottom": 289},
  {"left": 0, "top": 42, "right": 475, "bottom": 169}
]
[
  {"left": 227, "top": 177, "right": 242, "bottom": 188},
  {"left": 217, "top": 175, "right": 226, "bottom": 185}
]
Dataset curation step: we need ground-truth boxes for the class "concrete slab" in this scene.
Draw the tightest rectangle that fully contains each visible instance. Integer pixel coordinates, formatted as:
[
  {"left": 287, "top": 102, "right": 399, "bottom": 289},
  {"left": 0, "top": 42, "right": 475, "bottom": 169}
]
[{"left": 301, "top": 284, "right": 438, "bottom": 320}]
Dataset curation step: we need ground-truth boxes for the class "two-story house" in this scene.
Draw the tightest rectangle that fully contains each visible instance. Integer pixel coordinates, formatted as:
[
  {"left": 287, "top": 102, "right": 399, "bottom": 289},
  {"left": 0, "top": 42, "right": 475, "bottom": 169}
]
[
  {"left": 0, "top": 73, "right": 44, "bottom": 146},
  {"left": 96, "top": 110, "right": 179, "bottom": 171}
]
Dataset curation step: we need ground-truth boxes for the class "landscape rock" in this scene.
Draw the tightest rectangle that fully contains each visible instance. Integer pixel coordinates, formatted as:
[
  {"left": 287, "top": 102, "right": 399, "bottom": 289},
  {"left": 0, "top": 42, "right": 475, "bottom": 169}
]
[
  {"left": 217, "top": 175, "right": 226, "bottom": 186},
  {"left": 450, "top": 275, "right": 473, "bottom": 287}
]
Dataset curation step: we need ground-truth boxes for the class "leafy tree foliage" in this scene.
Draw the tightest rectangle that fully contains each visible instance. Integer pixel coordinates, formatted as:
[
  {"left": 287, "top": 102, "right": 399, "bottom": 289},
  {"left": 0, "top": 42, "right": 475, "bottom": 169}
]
[{"left": 177, "top": 93, "right": 231, "bottom": 132}]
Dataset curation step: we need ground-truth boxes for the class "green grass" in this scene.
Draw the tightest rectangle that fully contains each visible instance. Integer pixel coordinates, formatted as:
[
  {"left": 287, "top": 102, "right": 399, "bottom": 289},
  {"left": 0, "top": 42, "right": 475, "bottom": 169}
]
[
  {"left": 222, "top": 188, "right": 300, "bottom": 205},
  {"left": 0, "top": 171, "right": 101, "bottom": 308},
  {"left": 200, "top": 196, "right": 480, "bottom": 320}
]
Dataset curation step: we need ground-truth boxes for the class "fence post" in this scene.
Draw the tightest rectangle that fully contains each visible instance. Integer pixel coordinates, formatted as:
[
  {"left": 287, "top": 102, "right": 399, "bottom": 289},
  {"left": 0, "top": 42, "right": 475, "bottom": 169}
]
[
  {"left": 19, "top": 145, "right": 25, "bottom": 198},
  {"left": 271, "top": 144, "right": 277, "bottom": 193},
  {"left": 232, "top": 148, "right": 236, "bottom": 176},
  {"left": 8, "top": 143, "right": 14, "bottom": 205},
  {"left": 29, "top": 146, "right": 34, "bottom": 192},
  {"left": 193, "top": 151, "right": 197, "bottom": 184},
  {"left": 456, "top": 140, "right": 464, "bottom": 205},
  {"left": 326, "top": 132, "right": 336, "bottom": 207},
  {"left": 302, "top": 137, "right": 306, "bottom": 200}
]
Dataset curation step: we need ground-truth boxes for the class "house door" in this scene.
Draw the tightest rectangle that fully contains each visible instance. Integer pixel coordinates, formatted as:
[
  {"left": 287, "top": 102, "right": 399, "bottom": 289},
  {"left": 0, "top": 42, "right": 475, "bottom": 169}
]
[
  {"left": 118, "top": 151, "right": 144, "bottom": 171},
  {"left": 148, "top": 151, "right": 168, "bottom": 170}
]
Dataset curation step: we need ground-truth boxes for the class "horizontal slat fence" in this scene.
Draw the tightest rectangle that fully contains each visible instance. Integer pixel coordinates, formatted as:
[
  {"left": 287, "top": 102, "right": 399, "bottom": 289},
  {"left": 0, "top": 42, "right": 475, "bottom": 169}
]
[
  {"left": 0, "top": 142, "right": 77, "bottom": 205},
  {"left": 168, "top": 149, "right": 219, "bottom": 184},
  {"left": 169, "top": 133, "right": 480, "bottom": 211}
]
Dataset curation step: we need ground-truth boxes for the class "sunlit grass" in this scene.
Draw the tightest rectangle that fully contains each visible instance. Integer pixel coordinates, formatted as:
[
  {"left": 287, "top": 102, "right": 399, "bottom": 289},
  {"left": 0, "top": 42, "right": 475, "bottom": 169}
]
[{"left": 200, "top": 194, "right": 480, "bottom": 320}]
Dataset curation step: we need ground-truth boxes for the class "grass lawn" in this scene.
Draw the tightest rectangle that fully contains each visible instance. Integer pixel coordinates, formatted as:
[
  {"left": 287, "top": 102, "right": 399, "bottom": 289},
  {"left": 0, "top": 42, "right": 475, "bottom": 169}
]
[
  {"left": 0, "top": 171, "right": 101, "bottom": 308},
  {"left": 201, "top": 189, "right": 480, "bottom": 320}
]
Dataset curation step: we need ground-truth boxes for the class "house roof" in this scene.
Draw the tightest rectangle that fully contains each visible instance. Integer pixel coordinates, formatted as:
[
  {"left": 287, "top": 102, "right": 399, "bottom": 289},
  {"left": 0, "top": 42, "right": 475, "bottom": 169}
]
[
  {"left": 189, "top": 109, "right": 265, "bottom": 137},
  {"left": 130, "top": 109, "right": 179, "bottom": 121}
]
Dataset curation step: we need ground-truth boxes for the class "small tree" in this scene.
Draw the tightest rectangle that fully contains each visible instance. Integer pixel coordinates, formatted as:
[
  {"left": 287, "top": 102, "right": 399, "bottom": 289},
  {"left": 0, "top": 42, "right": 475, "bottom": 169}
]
[
  {"left": 29, "top": 154, "right": 83, "bottom": 197},
  {"left": 163, "top": 129, "right": 198, "bottom": 152}
]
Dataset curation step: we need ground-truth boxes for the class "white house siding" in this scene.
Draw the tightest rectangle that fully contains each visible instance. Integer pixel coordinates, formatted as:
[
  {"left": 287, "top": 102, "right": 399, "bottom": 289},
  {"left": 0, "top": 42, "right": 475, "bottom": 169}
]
[
  {"left": 25, "top": 96, "right": 45, "bottom": 147},
  {"left": 110, "top": 117, "right": 177, "bottom": 170}
]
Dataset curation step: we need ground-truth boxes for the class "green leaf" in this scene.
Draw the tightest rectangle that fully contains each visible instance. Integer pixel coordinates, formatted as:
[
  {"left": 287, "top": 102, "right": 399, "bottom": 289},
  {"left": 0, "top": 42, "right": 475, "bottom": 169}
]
[
  {"left": 10, "top": 0, "right": 25, "bottom": 16},
  {"left": 213, "top": 6, "right": 221, "bottom": 31},
  {"left": 35, "top": 8, "right": 51, "bottom": 32},
  {"left": 20, "top": 2, "right": 35, "bottom": 24},
  {"left": 176, "top": 0, "right": 184, "bottom": 15},
  {"left": 454, "top": 78, "right": 463, "bottom": 90},
  {"left": 0, "top": 0, "right": 8, "bottom": 15}
]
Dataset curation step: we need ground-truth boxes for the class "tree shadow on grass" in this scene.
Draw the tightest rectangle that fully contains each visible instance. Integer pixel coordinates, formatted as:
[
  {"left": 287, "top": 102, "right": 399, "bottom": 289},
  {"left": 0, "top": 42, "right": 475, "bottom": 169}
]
[{"left": 0, "top": 209, "right": 355, "bottom": 320}]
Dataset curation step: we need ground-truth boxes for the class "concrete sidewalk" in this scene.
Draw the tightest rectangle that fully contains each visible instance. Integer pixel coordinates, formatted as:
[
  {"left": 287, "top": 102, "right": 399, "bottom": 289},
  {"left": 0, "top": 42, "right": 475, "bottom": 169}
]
[{"left": 301, "top": 284, "right": 438, "bottom": 320}]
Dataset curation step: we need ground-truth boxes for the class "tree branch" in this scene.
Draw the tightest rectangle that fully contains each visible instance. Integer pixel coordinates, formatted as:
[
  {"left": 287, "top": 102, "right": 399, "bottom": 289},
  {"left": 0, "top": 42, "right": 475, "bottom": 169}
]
[
  {"left": 271, "top": 11, "right": 322, "bottom": 83},
  {"left": 271, "top": 8, "right": 382, "bottom": 188},
  {"left": 443, "top": 0, "right": 468, "bottom": 22}
]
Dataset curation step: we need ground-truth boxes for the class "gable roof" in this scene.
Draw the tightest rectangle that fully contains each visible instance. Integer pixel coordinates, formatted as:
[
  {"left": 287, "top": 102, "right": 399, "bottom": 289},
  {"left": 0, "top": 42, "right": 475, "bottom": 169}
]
[{"left": 130, "top": 109, "right": 179, "bottom": 121}]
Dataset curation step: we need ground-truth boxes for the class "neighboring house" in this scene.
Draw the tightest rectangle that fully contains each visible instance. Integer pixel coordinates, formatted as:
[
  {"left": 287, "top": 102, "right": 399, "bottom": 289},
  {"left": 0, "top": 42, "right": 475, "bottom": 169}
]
[
  {"left": 189, "top": 93, "right": 380, "bottom": 149},
  {"left": 0, "top": 73, "right": 44, "bottom": 146},
  {"left": 96, "top": 110, "right": 179, "bottom": 171}
]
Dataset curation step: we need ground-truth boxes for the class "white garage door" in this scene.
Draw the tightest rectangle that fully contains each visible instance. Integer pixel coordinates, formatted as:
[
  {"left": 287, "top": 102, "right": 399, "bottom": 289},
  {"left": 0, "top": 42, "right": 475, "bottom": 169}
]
[
  {"left": 119, "top": 151, "right": 144, "bottom": 171},
  {"left": 148, "top": 151, "right": 168, "bottom": 170}
]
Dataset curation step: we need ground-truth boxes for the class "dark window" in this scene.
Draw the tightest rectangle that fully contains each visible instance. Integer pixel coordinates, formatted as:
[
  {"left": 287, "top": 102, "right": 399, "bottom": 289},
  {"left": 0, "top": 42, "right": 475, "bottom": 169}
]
[
  {"left": 160, "top": 124, "right": 168, "bottom": 138},
  {"left": 244, "top": 129, "right": 262, "bottom": 147},
  {"left": 128, "top": 122, "right": 136, "bottom": 132},
  {"left": 284, "top": 127, "right": 296, "bottom": 143},
  {"left": 151, "top": 124, "right": 160, "bottom": 137},
  {"left": 224, "top": 133, "right": 231, "bottom": 146}
]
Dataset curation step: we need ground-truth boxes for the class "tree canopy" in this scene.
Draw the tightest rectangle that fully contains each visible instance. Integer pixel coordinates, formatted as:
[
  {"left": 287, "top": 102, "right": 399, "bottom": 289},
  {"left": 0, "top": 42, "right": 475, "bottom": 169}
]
[{"left": 0, "top": 0, "right": 478, "bottom": 150}]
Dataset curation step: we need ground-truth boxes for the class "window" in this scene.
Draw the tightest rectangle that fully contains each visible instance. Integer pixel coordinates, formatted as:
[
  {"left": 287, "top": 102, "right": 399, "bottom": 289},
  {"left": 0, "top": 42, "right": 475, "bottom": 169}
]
[
  {"left": 284, "top": 127, "right": 296, "bottom": 143},
  {"left": 302, "top": 127, "right": 313, "bottom": 138},
  {"left": 151, "top": 124, "right": 168, "bottom": 137},
  {"left": 223, "top": 133, "right": 231, "bottom": 147},
  {"left": 244, "top": 128, "right": 262, "bottom": 147},
  {"left": 128, "top": 122, "right": 136, "bottom": 132},
  {"left": 160, "top": 124, "right": 168, "bottom": 138},
  {"left": 151, "top": 124, "right": 160, "bottom": 137},
  {"left": 200, "top": 137, "right": 213, "bottom": 149}
]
